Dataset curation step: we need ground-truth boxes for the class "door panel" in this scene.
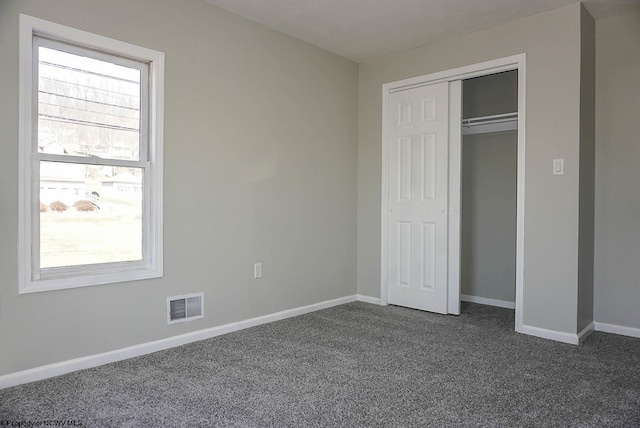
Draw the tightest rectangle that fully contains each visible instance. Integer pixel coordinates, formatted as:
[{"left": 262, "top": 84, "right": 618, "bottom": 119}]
[{"left": 388, "top": 82, "right": 449, "bottom": 314}]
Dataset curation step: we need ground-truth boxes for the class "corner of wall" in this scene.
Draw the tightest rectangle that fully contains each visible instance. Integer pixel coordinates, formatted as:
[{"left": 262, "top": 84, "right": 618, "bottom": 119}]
[{"left": 577, "top": 1, "right": 596, "bottom": 332}]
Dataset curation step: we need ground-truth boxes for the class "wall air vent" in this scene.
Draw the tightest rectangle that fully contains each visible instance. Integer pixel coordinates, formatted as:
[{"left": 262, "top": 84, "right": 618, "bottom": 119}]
[{"left": 167, "top": 292, "right": 204, "bottom": 325}]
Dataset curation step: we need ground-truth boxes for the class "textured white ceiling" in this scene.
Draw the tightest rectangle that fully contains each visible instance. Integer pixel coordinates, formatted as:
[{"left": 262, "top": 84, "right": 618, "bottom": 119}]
[{"left": 202, "top": 0, "right": 640, "bottom": 62}]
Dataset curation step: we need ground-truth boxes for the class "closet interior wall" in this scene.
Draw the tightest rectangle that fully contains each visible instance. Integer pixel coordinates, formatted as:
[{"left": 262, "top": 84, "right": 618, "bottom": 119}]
[{"left": 461, "top": 71, "right": 518, "bottom": 306}]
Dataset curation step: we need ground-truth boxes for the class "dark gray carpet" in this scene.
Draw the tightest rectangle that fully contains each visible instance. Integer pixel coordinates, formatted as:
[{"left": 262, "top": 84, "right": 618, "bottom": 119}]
[{"left": 1, "top": 302, "right": 639, "bottom": 427}]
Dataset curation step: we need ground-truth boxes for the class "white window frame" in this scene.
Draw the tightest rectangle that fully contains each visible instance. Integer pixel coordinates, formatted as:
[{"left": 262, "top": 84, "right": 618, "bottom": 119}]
[{"left": 18, "top": 14, "right": 164, "bottom": 293}]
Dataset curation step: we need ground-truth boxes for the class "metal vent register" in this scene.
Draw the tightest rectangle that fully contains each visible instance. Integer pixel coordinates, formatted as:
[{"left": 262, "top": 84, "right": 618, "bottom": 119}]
[{"left": 167, "top": 293, "right": 204, "bottom": 324}]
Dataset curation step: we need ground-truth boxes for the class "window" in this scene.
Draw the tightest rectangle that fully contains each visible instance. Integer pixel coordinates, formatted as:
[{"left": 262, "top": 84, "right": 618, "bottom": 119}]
[{"left": 19, "top": 15, "right": 164, "bottom": 293}]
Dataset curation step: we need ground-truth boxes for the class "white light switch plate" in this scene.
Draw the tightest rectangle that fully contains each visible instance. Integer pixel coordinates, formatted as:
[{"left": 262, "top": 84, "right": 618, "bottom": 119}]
[
  {"left": 553, "top": 159, "right": 564, "bottom": 175},
  {"left": 254, "top": 263, "right": 262, "bottom": 279}
]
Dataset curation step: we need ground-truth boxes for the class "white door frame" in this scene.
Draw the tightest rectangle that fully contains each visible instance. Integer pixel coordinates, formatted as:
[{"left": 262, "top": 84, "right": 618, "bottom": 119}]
[{"left": 381, "top": 53, "right": 526, "bottom": 333}]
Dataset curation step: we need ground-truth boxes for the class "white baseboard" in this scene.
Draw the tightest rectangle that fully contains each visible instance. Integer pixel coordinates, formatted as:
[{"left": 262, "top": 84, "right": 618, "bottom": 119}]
[
  {"left": 0, "top": 295, "right": 358, "bottom": 390},
  {"left": 577, "top": 322, "right": 595, "bottom": 343},
  {"left": 356, "top": 294, "right": 382, "bottom": 305},
  {"left": 521, "top": 324, "right": 580, "bottom": 345},
  {"left": 461, "top": 294, "right": 515, "bottom": 309},
  {"left": 521, "top": 320, "right": 640, "bottom": 345},
  {"left": 594, "top": 322, "right": 640, "bottom": 338}
]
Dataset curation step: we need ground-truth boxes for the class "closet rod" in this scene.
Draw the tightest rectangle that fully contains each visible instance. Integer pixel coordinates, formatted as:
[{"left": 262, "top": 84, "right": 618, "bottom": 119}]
[
  {"left": 462, "top": 112, "right": 518, "bottom": 135},
  {"left": 462, "top": 112, "right": 518, "bottom": 128}
]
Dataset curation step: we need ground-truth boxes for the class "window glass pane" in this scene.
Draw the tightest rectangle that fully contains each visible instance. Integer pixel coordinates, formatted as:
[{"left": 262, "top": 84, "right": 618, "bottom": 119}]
[
  {"left": 39, "top": 161, "right": 143, "bottom": 268},
  {"left": 38, "top": 46, "right": 141, "bottom": 161}
]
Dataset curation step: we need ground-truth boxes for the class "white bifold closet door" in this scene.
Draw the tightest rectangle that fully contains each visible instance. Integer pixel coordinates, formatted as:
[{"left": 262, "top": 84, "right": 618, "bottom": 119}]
[{"left": 387, "top": 82, "right": 450, "bottom": 314}]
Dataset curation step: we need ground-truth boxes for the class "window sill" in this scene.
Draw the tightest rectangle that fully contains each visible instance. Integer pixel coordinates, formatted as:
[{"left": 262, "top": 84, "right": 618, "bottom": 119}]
[{"left": 19, "top": 265, "right": 163, "bottom": 294}]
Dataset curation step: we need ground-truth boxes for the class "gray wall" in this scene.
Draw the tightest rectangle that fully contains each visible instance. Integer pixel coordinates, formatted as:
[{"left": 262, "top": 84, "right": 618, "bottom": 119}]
[
  {"left": 462, "top": 71, "right": 518, "bottom": 119},
  {"left": 594, "top": 10, "right": 640, "bottom": 330},
  {"left": 0, "top": 0, "right": 358, "bottom": 376},
  {"left": 461, "top": 131, "right": 517, "bottom": 302},
  {"left": 577, "top": 5, "right": 596, "bottom": 332},
  {"left": 358, "top": 3, "right": 584, "bottom": 334}
]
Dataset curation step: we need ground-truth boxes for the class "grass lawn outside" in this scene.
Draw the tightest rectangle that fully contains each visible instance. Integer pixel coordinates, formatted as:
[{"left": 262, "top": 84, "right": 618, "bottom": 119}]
[{"left": 40, "top": 197, "right": 142, "bottom": 268}]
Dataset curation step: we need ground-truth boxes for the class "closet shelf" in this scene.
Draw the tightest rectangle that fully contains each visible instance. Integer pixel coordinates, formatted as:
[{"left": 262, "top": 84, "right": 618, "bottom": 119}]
[{"left": 462, "top": 112, "right": 518, "bottom": 135}]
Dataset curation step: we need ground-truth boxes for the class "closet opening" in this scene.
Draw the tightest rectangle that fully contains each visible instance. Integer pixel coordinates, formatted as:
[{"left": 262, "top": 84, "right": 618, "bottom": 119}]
[{"left": 460, "top": 70, "right": 518, "bottom": 313}]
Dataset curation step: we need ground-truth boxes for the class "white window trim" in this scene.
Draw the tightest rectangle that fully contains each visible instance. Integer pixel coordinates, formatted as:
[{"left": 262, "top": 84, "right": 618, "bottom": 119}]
[{"left": 18, "top": 14, "right": 164, "bottom": 293}]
